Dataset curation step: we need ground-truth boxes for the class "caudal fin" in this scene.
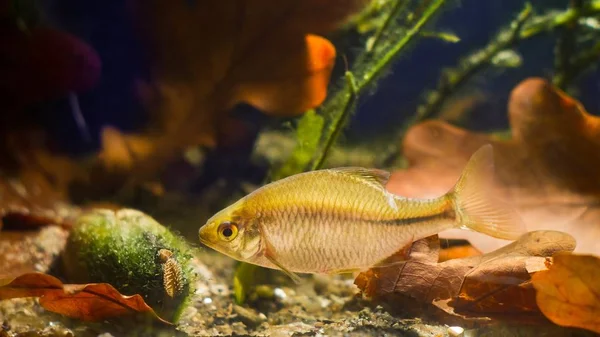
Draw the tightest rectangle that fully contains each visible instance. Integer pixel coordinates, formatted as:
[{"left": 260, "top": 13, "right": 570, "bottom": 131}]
[{"left": 449, "top": 144, "right": 526, "bottom": 240}]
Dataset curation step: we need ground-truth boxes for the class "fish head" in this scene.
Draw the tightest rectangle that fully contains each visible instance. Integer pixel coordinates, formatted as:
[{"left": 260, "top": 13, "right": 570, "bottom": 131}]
[{"left": 199, "top": 199, "right": 262, "bottom": 262}]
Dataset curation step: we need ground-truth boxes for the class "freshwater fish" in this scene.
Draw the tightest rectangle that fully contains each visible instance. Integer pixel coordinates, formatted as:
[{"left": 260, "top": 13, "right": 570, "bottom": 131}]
[{"left": 199, "top": 145, "right": 525, "bottom": 282}]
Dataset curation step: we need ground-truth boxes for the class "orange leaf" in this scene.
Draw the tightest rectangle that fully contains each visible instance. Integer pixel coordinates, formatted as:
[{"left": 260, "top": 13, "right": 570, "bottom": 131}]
[
  {"left": 388, "top": 77, "right": 600, "bottom": 255},
  {"left": 0, "top": 130, "right": 84, "bottom": 230},
  {"left": 438, "top": 244, "right": 481, "bottom": 262},
  {"left": 96, "top": 0, "right": 368, "bottom": 182},
  {"left": 532, "top": 253, "right": 600, "bottom": 334},
  {"left": 0, "top": 273, "right": 172, "bottom": 324}
]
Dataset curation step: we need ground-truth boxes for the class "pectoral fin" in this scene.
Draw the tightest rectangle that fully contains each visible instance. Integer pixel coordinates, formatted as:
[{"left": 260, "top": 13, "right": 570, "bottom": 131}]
[{"left": 264, "top": 241, "right": 302, "bottom": 284}]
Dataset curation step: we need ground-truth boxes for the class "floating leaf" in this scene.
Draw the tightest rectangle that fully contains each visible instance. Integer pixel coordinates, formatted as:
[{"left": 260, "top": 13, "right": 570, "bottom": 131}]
[
  {"left": 389, "top": 77, "right": 600, "bottom": 255},
  {"left": 0, "top": 273, "right": 171, "bottom": 324},
  {"left": 532, "top": 253, "right": 600, "bottom": 334}
]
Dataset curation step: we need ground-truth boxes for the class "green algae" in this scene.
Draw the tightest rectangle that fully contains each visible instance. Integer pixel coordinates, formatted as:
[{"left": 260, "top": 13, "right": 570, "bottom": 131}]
[{"left": 62, "top": 209, "right": 195, "bottom": 323}]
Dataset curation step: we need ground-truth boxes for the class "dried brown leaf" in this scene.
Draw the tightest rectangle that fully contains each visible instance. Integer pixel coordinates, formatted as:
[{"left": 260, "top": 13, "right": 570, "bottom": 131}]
[
  {"left": 0, "top": 171, "right": 77, "bottom": 230},
  {"left": 0, "top": 227, "right": 69, "bottom": 280},
  {"left": 0, "top": 273, "right": 172, "bottom": 324},
  {"left": 0, "top": 130, "right": 83, "bottom": 230},
  {"left": 356, "top": 231, "right": 576, "bottom": 324}
]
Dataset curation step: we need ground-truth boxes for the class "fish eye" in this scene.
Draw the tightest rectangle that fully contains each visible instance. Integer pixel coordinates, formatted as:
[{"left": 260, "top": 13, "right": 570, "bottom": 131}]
[{"left": 218, "top": 222, "right": 238, "bottom": 241}]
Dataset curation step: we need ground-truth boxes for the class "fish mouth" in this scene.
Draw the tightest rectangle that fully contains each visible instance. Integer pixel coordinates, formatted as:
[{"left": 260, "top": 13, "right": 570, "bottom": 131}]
[
  {"left": 198, "top": 224, "right": 218, "bottom": 248},
  {"left": 198, "top": 233, "right": 214, "bottom": 248},
  {"left": 198, "top": 236, "right": 210, "bottom": 246}
]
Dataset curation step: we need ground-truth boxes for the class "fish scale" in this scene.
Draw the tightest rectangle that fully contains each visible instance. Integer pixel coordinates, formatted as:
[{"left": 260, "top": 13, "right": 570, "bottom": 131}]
[
  {"left": 252, "top": 171, "right": 453, "bottom": 273},
  {"left": 199, "top": 145, "right": 526, "bottom": 278}
]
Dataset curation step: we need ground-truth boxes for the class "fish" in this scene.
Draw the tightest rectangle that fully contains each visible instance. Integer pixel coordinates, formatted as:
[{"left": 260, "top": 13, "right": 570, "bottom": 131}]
[{"left": 199, "top": 144, "right": 525, "bottom": 282}]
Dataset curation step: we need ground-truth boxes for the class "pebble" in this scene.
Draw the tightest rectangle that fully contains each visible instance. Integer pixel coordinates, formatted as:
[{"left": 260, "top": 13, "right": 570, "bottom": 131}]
[
  {"left": 448, "top": 326, "right": 465, "bottom": 337},
  {"left": 273, "top": 288, "right": 287, "bottom": 300}
]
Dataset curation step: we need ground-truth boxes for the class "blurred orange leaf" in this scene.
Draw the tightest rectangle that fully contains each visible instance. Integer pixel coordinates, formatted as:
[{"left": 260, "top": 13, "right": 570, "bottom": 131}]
[
  {"left": 0, "top": 273, "right": 171, "bottom": 324},
  {"left": 100, "top": 0, "right": 368, "bottom": 179},
  {"left": 0, "top": 172, "right": 76, "bottom": 230},
  {"left": 532, "top": 253, "right": 600, "bottom": 334},
  {"left": 438, "top": 244, "right": 481, "bottom": 262},
  {"left": 388, "top": 77, "right": 600, "bottom": 255},
  {"left": 355, "top": 231, "right": 575, "bottom": 324},
  {"left": 0, "top": 227, "right": 69, "bottom": 280}
]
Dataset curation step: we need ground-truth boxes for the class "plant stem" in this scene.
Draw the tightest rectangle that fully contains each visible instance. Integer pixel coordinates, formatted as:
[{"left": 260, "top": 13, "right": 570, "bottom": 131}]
[
  {"left": 376, "top": 3, "right": 533, "bottom": 167},
  {"left": 311, "top": 0, "right": 446, "bottom": 170},
  {"left": 520, "top": 0, "right": 600, "bottom": 38},
  {"left": 312, "top": 72, "right": 358, "bottom": 170},
  {"left": 361, "top": 0, "right": 445, "bottom": 89},
  {"left": 367, "top": 0, "right": 409, "bottom": 53},
  {"left": 417, "top": 3, "right": 532, "bottom": 125},
  {"left": 553, "top": 0, "right": 585, "bottom": 88}
]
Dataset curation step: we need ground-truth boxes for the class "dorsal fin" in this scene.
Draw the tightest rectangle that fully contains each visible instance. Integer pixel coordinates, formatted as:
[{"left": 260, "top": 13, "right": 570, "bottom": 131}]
[{"left": 328, "top": 167, "right": 391, "bottom": 191}]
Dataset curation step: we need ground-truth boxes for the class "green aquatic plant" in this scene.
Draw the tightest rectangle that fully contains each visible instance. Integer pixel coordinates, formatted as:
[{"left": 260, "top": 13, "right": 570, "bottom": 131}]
[
  {"left": 274, "top": 0, "right": 447, "bottom": 178},
  {"left": 270, "top": 110, "right": 325, "bottom": 181},
  {"left": 62, "top": 208, "right": 195, "bottom": 322}
]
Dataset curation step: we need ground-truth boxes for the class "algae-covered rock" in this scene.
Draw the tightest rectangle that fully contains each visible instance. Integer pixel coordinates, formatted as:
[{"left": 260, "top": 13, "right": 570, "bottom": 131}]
[{"left": 62, "top": 209, "right": 195, "bottom": 322}]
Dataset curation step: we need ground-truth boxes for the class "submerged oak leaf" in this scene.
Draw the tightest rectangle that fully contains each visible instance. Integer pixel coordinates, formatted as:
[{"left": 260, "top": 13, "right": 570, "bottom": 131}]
[
  {"left": 388, "top": 77, "right": 600, "bottom": 255},
  {"left": 100, "top": 0, "right": 368, "bottom": 178},
  {"left": 0, "top": 131, "right": 83, "bottom": 230},
  {"left": 355, "top": 231, "right": 575, "bottom": 323},
  {"left": 532, "top": 253, "right": 600, "bottom": 334},
  {"left": 0, "top": 169, "right": 79, "bottom": 230},
  {"left": 0, "top": 227, "right": 69, "bottom": 280},
  {"left": 0, "top": 273, "right": 171, "bottom": 324}
]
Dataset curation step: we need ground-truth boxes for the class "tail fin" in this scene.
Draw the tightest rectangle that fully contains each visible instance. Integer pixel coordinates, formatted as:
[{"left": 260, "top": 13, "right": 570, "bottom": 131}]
[{"left": 448, "top": 144, "right": 526, "bottom": 240}]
